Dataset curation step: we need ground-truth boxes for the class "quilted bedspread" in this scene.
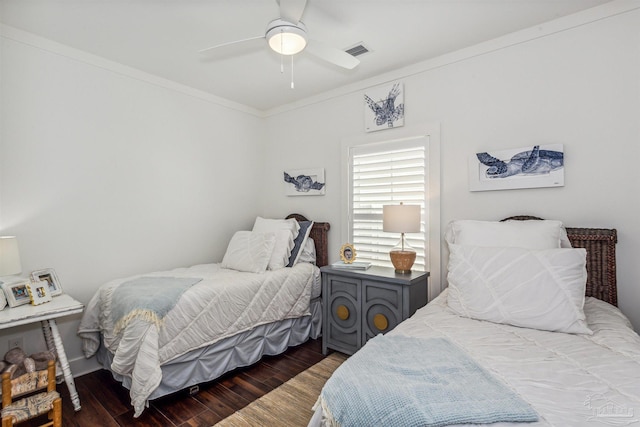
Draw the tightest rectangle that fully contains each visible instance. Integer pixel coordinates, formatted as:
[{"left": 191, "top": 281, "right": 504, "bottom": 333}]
[
  {"left": 78, "top": 262, "right": 316, "bottom": 416},
  {"left": 312, "top": 290, "right": 640, "bottom": 427},
  {"left": 320, "top": 335, "right": 538, "bottom": 426}
]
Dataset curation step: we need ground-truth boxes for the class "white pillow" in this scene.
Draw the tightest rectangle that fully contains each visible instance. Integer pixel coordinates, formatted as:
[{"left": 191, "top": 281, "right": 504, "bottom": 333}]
[
  {"left": 221, "top": 231, "right": 276, "bottom": 273},
  {"left": 447, "top": 244, "right": 591, "bottom": 334},
  {"left": 252, "top": 217, "right": 300, "bottom": 270},
  {"left": 444, "top": 219, "right": 572, "bottom": 249},
  {"left": 297, "top": 237, "right": 316, "bottom": 264}
]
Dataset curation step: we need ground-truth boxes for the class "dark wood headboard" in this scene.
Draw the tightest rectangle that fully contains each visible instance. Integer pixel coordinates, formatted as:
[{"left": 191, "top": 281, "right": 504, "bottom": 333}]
[
  {"left": 286, "top": 213, "right": 331, "bottom": 267},
  {"left": 503, "top": 216, "right": 617, "bottom": 306}
]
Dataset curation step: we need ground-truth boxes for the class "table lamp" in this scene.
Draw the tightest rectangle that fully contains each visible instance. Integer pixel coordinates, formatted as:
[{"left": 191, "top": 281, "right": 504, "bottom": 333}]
[
  {"left": 0, "top": 236, "right": 22, "bottom": 285},
  {"left": 383, "top": 203, "right": 421, "bottom": 274}
]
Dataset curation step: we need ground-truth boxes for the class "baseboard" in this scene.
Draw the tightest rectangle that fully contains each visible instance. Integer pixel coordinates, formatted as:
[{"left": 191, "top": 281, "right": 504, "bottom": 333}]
[{"left": 70, "top": 354, "right": 101, "bottom": 378}]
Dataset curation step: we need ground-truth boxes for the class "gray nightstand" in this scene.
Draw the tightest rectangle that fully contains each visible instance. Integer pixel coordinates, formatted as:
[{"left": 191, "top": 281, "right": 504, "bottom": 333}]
[{"left": 321, "top": 265, "right": 429, "bottom": 355}]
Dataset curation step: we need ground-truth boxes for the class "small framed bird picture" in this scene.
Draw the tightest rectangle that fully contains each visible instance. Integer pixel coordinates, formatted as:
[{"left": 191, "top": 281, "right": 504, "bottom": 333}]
[
  {"left": 283, "top": 168, "right": 326, "bottom": 196},
  {"left": 364, "top": 81, "right": 405, "bottom": 132}
]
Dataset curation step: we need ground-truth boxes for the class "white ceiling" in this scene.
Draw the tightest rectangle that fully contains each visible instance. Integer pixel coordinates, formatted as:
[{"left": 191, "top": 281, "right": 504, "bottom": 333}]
[{"left": 0, "top": 0, "right": 613, "bottom": 112}]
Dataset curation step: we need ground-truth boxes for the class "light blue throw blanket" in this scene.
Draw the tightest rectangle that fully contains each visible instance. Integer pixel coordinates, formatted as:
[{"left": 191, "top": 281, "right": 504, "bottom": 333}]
[
  {"left": 320, "top": 335, "right": 538, "bottom": 427},
  {"left": 111, "top": 276, "right": 202, "bottom": 334}
]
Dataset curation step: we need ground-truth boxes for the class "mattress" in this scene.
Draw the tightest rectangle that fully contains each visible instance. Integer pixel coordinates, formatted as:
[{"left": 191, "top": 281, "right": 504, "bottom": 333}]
[
  {"left": 79, "top": 262, "right": 320, "bottom": 416},
  {"left": 312, "top": 290, "right": 640, "bottom": 426}
]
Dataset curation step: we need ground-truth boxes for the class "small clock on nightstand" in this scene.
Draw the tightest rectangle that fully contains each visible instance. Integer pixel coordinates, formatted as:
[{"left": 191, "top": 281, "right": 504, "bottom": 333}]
[{"left": 320, "top": 265, "right": 429, "bottom": 355}]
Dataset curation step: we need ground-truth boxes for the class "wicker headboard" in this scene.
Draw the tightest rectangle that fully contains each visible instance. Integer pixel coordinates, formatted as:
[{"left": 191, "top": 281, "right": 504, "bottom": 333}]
[
  {"left": 286, "top": 213, "right": 331, "bottom": 267},
  {"left": 503, "top": 216, "right": 618, "bottom": 306}
]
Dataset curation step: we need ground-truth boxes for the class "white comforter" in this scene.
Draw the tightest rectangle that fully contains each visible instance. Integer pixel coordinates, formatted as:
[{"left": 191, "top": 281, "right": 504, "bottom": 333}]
[
  {"left": 78, "top": 262, "right": 317, "bottom": 416},
  {"left": 313, "top": 290, "right": 640, "bottom": 426}
]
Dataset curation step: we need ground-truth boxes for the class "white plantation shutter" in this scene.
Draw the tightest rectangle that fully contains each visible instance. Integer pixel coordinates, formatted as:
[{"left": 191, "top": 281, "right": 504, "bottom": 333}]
[{"left": 349, "top": 137, "right": 428, "bottom": 270}]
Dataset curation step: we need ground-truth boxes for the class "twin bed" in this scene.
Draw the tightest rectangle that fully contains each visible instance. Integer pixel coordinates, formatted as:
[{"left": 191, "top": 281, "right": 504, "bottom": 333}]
[
  {"left": 311, "top": 217, "right": 640, "bottom": 426},
  {"left": 78, "top": 214, "right": 329, "bottom": 417},
  {"left": 78, "top": 214, "right": 640, "bottom": 426}
]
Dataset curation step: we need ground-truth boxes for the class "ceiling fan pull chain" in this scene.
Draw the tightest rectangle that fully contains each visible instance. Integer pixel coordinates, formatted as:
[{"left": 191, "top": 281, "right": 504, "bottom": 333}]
[{"left": 291, "top": 55, "right": 295, "bottom": 89}]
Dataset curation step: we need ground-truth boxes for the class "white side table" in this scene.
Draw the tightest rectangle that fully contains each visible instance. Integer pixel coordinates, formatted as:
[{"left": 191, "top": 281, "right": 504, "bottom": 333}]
[{"left": 0, "top": 294, "right": 84, "bottom": 411}]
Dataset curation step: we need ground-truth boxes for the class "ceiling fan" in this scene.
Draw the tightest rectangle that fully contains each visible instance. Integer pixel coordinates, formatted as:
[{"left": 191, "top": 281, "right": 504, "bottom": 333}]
[{"left": 199, "top": 0, "right": 360, "bottom": 71}]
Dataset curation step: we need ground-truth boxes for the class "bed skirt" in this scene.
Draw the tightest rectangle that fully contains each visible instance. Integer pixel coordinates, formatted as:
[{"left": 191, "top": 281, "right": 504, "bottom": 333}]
[{"left": 96, "top": 297, "right": 322, "bottom": 400}]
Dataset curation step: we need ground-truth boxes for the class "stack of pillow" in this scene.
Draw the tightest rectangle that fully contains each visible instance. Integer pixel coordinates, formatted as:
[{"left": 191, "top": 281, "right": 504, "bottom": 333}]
[
  {"left": 445, "top": 219, "right": 592, "bottom": 335},
  {"left": 220, "top": 217, "right": 315, "bottom": 274}
]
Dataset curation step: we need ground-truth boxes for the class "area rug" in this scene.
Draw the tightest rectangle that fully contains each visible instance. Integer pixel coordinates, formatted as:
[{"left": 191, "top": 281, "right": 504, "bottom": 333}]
[{"left": 214, "top": 352, "right": 347, "bottom": 427}]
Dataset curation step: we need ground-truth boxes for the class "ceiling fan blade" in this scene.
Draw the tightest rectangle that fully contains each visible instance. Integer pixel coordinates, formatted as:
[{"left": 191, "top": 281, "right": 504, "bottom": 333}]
[
  {"left": 199, "top": 35, "right": 265, "bottom": 55},
  {"left": 305, "top": 40, "right": 360, "bottom": 70},
  {"left": 278, "top": 0, "right": 307, "bottom": 24}
]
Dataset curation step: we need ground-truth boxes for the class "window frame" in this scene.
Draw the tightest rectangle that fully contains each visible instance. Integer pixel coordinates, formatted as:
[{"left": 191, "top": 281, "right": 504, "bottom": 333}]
[
  {"left": 349, "top": 137, "right": 428, "bottom": 270},
  {"left": 342, "top": 123, "right": 441, "bottom": 300}
]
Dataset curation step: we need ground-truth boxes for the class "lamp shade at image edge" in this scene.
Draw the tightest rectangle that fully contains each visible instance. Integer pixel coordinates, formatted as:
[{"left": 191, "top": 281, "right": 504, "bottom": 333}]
[{"left": 0, "top": 236, "right": 22, "bottom": 276}]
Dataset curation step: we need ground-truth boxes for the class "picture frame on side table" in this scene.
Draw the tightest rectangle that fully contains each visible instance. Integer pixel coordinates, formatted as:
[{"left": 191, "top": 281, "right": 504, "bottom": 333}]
[
  {"left": 27, "top": 280, "right": 53, "bottom": 306},
  {"left": 340, "top": 243, "right": 357, "bottom": 264},
  {"left": 2, "top": 280, "right": 32, "bottom": 308},
  {"left": 30, "top": 268, "right": 63, "bottom": 297}
]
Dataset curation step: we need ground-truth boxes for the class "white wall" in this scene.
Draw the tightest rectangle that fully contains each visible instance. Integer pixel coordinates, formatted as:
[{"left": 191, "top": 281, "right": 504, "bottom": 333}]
[
  {"left": 261, "top": 9, "right": 640, "bottom": 329},
  {"left": 0, "top": 35, "right": 265, "bottom": 372},
  {"left": 0, "top": 4, "right": 638, "bottom": 379}
]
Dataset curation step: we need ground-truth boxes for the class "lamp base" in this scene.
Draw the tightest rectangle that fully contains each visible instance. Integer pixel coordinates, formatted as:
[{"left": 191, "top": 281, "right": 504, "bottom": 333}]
[{"left": 389, "top": 250, "right": 416, "bottom": 274}]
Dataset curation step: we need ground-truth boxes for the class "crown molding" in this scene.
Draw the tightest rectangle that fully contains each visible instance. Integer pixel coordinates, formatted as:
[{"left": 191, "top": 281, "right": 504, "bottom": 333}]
[
  {"left": 0, "top": 24, "right": 265, "bottom": 118},
  {"left": 2, "top": 0, "right": 638, "bottom": 119},
  {"left": 264, "top": 0, "right": 640, "bottom": 117}
]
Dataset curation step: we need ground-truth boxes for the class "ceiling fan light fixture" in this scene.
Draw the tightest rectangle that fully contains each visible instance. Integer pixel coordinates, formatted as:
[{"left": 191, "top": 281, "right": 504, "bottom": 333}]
[{"left": 266, "top": 19, "right": 307, "bottom": 55}]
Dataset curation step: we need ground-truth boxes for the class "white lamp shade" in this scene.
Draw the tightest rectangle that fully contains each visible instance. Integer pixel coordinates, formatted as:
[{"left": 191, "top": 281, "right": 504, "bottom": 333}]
[
  {"left": 0, "top": 236, "right": 22, "bottom": 276},
  {"left": 383, "top": 204, "right": 421, "bottom": 233}
]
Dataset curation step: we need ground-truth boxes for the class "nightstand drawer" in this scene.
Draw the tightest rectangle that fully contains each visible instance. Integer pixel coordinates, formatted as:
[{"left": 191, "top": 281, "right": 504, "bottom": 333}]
[
  {"left": 362, "top": 280, "right": 402, "bottom": 342},
  {"left": 324, "top": 275, "right": 361, "bottom": 355}
]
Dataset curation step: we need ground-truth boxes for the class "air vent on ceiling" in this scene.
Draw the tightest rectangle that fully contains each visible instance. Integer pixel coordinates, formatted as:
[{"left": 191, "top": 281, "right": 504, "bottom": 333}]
[{"left": 345, "top": 43, "right": 370, "bottom": 57}]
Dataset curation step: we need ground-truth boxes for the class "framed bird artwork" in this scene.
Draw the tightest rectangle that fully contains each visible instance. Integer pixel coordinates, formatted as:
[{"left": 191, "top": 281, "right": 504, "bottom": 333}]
[{"left": 364, "top": 81, "right": 405, "bottom": 132}]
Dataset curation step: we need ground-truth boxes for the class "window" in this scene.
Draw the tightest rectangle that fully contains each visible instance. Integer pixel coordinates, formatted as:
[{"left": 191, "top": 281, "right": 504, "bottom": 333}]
[{"left": 348, "top": 136, "right": 428, "bottom": 271}]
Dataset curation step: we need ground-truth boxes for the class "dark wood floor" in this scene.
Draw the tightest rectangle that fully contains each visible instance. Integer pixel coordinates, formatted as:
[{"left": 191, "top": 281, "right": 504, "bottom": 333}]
[{"left": 21, "top": 338, "right": 326, "bottom": 427}]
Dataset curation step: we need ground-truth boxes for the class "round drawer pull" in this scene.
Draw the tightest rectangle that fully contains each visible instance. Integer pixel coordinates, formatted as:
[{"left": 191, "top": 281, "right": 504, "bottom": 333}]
[
  {"left": 336, "top": 305, "right": 350, "bottom": 320},
  {"left": 373, "top": 313, "right": 388, "bottom": 331}
]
